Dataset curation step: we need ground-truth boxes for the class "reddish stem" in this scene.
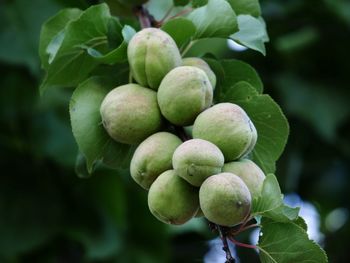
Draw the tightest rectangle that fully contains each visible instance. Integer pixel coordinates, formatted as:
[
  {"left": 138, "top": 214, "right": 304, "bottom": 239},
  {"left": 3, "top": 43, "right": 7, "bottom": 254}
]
[
  {"left": 228, "top": 237, "right": 257, "bottom": 250},
  {"left": 166, "top": 8, "right": 193, "bottom": 22}
]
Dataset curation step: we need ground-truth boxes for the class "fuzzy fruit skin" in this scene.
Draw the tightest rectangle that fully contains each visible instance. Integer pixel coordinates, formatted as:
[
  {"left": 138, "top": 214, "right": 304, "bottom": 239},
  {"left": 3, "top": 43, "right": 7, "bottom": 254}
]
[
  {"left": 172, "top": 139, "right": 224, "bottom": 187},
  {"left": 100, "top": 84, "right": 162, "bottom": 144},
  {"left": 148, "top": 170, "right": 199, "bottom": 225},
  {"left": 130, "top": 132, "right": 182, "bottom": 190},
  {"left": 158, "top": 66, "right": 213, "bottom": 126},
  {"left": 127, "top": 28, "right": 182, "bottom": 90},
  {"left": 182, "top": 57, "right": 216, "bottom": 89},
  {"left": 223, "top": 159, "right": 265, "bottom": 200},
  {"left": 192, "top": 103, "right": 257, "bottom": 161},
  {"left": 199, "top": 172, "right": 251, "bottom": 226}
]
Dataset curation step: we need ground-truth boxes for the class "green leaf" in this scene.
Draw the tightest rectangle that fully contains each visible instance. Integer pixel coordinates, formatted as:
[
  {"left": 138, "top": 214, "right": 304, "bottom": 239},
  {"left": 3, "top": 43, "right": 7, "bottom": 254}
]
[
  {"left": 39, "top": 8, "right": 83, "bottom": 70},
  {"left": 161, "top": 18, "right": 196, "bottom": 49},
  {"left": 231, "top": 15, "right": 269, "bottom": 55},
  {"left": 219, "top": 59, "right": 263, "bottom": 97},
  {"left": 226, "top": 0, "right": 261, "bottom": 17},
  {"left": 173, "top": 0, "right": 190, "bottom": 6},
  {"left": 263, "top": 204, "right": 300, "bottom": 222},
  {"left": 188, "top": 0, "right": 238, "bottom": 39},
  {"left": 69, "top": 77, "right": 134, "bottom": 173},
  {"left": 40, "top": 4, "right": 127, "bottom": 94},
  {"left": 252, "top": 174, "right": 283, "bottom": 215},
  {"left": 192, "top": 0, "right": 208, "bottom": 8},
  {"left": 258, "top": 218, "right": 328, "bottom": 263},
  {"left": 224, "top": 81, "right": 289, "bottom": 173}
]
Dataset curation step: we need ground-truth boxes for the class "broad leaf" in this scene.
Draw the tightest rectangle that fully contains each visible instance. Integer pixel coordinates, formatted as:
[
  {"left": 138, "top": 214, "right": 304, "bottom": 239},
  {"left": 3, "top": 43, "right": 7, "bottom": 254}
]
[
  {"left": 226, "top": 0, "right": 261, "bottom": 17},
  {"left": 224, "top": 81, "right": 289, "bottom": 173},
  {"left": 188, "top": 0, "right": 238, "bottom": 39},
  {"left": 252, "top": 174, "right": 283, "bottom": 215},
  {"left": 258, "top": 218, "right": 328, "bottom": 263},
  {"left": 161, "top": 18, "right": 196, "bottom": 49},
  {"left": 39, "top": 8, "right": 83, "bottom": 70},
  {"left": 231, "top": 15, "right": 269, "bottom": 55},
  {"left": 219, "top": 59, "right": 263, "bottom": 97},
  {"left": 40, "top": 4, "right": 129, "bottom": 94},
  {"left": 252, "top": 174, "right": 300, "bottom": 223},
  {"left": 69, "top": 77, "right": 134, "bottom": 173},
  {"left": 173, "top": 0, "right": 190, "bottom": 6}
]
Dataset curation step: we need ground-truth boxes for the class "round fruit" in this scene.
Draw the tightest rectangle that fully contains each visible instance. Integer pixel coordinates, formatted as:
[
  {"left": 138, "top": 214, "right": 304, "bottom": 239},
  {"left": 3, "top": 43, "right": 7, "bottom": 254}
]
[
  {"left": 157, "top": 66, "right": 213, "bottom": 126},
  {"left": 127, "top": 28, "right": 182, "bottom": 90},
  {"left": 192, "top": 103, "right": 257, "bottom": 161},
  {"left": 100, "top": 84, "right": 162, "bottom": 144},
  {"left": 130, "top": 132, "right": 182, "bottom": 189},
  {"left": 199, "top": 172, "right": 251, "bottom": 226},
  {"left": 148, "top": 170, "right": 199, "bottom": 225},
  {"left": 223, "top": 159, "right": 265, "bottom": 199},
  {"left": 172, "top": 139, "right": 224, "bottom": 187},
  {"left": 182, "top": 57, "right": 216, "bottom": 89}
]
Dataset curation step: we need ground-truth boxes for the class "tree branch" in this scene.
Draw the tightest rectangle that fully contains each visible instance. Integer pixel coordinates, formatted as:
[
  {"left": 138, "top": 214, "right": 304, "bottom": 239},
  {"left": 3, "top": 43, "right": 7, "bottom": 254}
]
[{"left": 218, "top": 226, "right": 236, "bottom": 263}]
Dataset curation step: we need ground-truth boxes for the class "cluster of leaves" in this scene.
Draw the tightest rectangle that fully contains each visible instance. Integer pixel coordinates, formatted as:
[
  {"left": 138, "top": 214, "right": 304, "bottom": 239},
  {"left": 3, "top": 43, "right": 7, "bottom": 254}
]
[{"left": 38, "top": 0, "right": 328, "bottom": 262}]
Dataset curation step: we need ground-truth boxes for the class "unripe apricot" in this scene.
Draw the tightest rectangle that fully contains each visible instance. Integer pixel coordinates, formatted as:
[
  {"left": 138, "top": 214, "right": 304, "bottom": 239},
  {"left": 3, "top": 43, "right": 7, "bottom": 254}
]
[
  {"left": 148, "top": 170, "right": 199, "bottom": 225},
  {"left": 172, "top": 139, "right": 224, "bottom": 187},
  {"left": 100, "top": 84, "right": 162, "bottom": 144},
  {"left": 130, "top": 132, "right": 182, "bottom": 189},
  {"left": 223, "top": 159, "right": 265, "bottom": 200},
  {"left": 182, "top": 57, "right": 216, "bottom": 89},
  {"left": 157, "top": 66, "right": 213, "bottom": 126},
  {"left": 193, "top": 103, "right": 257, "bottom": 161},
  {"left": 199, "top": 172, "right": 251, "bottom": 226},
  {"left": 127, "top": 28, "right": 182, "bottom": 90}
]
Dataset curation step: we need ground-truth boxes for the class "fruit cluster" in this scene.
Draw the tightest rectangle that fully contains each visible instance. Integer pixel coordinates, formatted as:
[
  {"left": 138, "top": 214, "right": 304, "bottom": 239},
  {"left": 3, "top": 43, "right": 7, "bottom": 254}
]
[{"left": 100, "top": 28, "right": 265, "bottom": 227}]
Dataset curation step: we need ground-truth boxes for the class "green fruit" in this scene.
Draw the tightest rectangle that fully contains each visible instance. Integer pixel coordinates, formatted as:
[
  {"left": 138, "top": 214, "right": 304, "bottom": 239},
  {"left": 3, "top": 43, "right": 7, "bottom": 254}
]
[
  {"left": 223, "top": 159, "right": 265, "bottom": 200},
  {"left": 148, "top": 170, "right": 199, "bottom": 225},
  {"left": 158, "top": 66, "right": 213, "bottom": 126},
  {"left": 182, "top": 57, "right": 216, "bottom": 89},
  {"left": 130, "top": 132, "right": 182, "bottom": 189},
  {"left": 199, "top": 172, "right": 251, "bottom": 226},
  {"left": 172, "top": 139, "right": 224, "bottom": 187},
  {"left": 127, "top": 28, "right": 182, "bottom": 90},
  {"left": 193, "top": 103, "right": 257, "bottom": 161},
  {"left": 100, "top": 84, "right": 162, "bottom": 144}
]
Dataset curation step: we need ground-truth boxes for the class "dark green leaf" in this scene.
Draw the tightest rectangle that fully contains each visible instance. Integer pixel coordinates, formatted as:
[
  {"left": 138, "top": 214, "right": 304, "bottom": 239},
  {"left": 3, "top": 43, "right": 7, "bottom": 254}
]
[
  {"left": 39, "top": 8, "right": 82, "bottom": 70},
  {"left": 231, "top": 15, "right": 269, "bottom": 55},
  {"left": 188, "top": 0, "right": 238, "bottom": 39},
  {"left": 263, "top": 204, "right": 300, "bottom": 222},
  {"left": 173, "top": 0, "right": 190, "bottom": 6},
  {"left": 219, "top": 59, "right": 263, "bottom": 97},
  {"left": 40, "top": 4, "right": 121, "bottom": 94},
  {"left": 226, "top": 0, "right": 261, "bottom": 17},
  {"left": 224, "top": 81, "right": 289, "bottom": 173},
  {"left": 252, "top": 174, "right": 283, "bottom": 215},
  {"left": 69, "top": 77, "right": 134, "bottom": 173},
  {"left": 192, "top": 0, "right": 208, "bottom": 8},
  {"left": 258, "top": 218, "right": 328, "bottom": 263},
  {"left": 161, "top": 18, "right": 196, "bottom": 49}
]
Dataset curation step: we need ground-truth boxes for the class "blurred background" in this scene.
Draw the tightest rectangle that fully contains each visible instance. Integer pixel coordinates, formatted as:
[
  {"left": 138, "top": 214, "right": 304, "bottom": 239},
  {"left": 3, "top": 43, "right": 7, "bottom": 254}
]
[{"left": 0, "top": 0, "right": 349, "bottom": 262}]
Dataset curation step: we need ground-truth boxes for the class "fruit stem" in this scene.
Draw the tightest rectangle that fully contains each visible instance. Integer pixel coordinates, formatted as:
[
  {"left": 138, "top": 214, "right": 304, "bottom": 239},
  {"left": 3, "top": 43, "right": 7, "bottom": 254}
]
[
  {"left": 135, "top": 5, "right": 156, "bottom": 28},
  {"left": 218, "top": 226, "right": 236, "bottom": 263},
  {"left": 228, "top": 236, "right": 257, "bottom": 250},
  {"left": 174, "top": 126, "right": 190, "bottom": 142}
]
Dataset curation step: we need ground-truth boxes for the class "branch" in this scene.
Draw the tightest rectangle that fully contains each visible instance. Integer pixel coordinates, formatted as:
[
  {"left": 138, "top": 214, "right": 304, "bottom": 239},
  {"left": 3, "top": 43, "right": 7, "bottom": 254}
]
[
  {"left": 135, "top": 6, "right": 157, "bottom": 28},
  {"left": 218, "top": 226, "right": 236, "bottom": 263}
]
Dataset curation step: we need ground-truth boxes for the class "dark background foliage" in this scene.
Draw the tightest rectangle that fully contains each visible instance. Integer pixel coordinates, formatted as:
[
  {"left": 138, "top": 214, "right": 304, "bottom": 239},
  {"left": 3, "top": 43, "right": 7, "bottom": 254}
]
[{"left": 0, "top": 0, "right": 349, "bottom": 262}]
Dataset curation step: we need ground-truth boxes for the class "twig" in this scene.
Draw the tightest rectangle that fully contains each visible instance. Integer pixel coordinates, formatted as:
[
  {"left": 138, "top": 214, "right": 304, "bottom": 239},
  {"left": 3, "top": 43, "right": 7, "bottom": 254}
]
[
  {"left": 166, "top": 8, "right": 193, "bottom": 21},
  {"left": 135, "top": 6, "right": 158, "bottom": 28},
  {"left": 158, "top": 5, "right": 174, "bottom": 25},
  {"left": 174, "top": 126, "right": 190, "bottom": 142},
  {"left": 228, "top": 236, "right": 257, "bottom": 250},
  {"left": 218, "top": 226, "right": 235, "bottom": 263}
]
